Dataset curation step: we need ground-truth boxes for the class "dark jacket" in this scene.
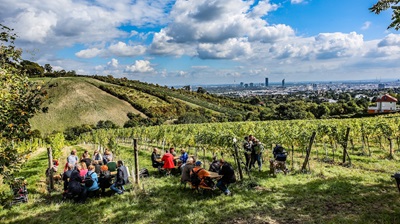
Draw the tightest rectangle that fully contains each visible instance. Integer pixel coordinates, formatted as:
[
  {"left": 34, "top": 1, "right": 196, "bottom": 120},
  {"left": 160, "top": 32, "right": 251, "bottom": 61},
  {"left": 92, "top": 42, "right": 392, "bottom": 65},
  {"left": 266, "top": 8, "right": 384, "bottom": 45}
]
[
  {"left": 116, "top": 165, "right": 129, "bottom": 186},
  {"left": 209, "top": 161, "right": 220, "bottom": 173},
  {"left": 218, "top": 162, "right": 236, "bottom": 184},
  {"left": 63, "top": 170, "right": 73, "bottom": 191}
]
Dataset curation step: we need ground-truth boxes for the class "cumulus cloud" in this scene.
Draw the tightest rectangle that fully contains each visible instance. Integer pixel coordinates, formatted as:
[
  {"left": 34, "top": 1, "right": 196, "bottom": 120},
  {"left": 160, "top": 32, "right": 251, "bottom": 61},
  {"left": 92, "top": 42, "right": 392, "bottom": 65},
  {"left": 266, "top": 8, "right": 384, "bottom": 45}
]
[
  {"left": 107, "top": 58, "right": 119, "bottom": 68},
  {"left": 313, "top": 32, "right": 364, "bottom": 59},
  {"left": 75, "top": 48, "right": 103, "bottom": 58},
  {"left": 0, "top": 0, "right": 173, "bottom": 47},
  {"left": 377, "top": 34, "right": 400, "bottom": 47},
  {"left": 197, "top": 38, "right": 252, "bottom": 59},
  {"left": 108, "top": 42, "right": 147, "bottom": 57},
  {"left": 164, "top": 0, "right": 292, "bottom": 44},
  {"left": 125, "top": 60, "right": 154, "bottom": 73}
]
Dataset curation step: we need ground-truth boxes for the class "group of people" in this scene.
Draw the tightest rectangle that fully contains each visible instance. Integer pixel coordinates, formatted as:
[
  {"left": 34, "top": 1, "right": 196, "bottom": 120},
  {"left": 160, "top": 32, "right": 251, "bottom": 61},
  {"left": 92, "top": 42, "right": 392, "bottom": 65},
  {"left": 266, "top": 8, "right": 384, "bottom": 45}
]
[
  {"left": 62, "top": 149, "right": 129, "bottom": 203},
  {"left": 243, "top": 134, "right": 289, "bottom": 173},
  {"left": 243, "top": 135, "right": 265, "bottom": 172},
  {"left": 151, "top": 147, "right": 236, "bottom": 196}
]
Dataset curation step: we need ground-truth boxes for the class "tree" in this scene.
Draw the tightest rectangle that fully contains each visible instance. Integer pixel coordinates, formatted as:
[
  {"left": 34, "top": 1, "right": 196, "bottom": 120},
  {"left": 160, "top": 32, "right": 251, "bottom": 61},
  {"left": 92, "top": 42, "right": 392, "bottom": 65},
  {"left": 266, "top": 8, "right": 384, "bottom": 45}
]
[
  {"left": 21, "top": 60, "right": 44, "bottom": 77},
  {"left": 370, "top": 0, "right": 400, "bottom": 30},
  {"left": 44, "top": 64, "right": 52, "bottom": 73},
  {"left": 197, "top": 87, "right": 207, "bottom": 94},
  {"left": 0, "top": 24, "right": 45, "bottom": 184}
]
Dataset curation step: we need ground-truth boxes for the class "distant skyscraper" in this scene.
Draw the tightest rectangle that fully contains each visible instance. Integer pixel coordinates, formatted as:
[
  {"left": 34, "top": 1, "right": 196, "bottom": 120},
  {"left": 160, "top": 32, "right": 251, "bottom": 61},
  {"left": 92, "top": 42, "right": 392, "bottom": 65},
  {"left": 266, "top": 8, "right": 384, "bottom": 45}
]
[
  {"left": 282, "top": 79, "right": 285, "bottom": 87},
  {"left": 265, "top": 77, "right": 269, "bottom": 87},
  {"left": 249, "top": 82, "right": 254, "bottom": 87},
  {"left": 240, "top": 82, "right": 244, "bottom": 87}
]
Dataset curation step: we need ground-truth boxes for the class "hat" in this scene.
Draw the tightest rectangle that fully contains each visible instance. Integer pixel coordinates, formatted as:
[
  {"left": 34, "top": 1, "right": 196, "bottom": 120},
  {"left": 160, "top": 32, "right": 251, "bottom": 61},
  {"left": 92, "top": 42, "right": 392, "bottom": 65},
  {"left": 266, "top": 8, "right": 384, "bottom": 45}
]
[{"left": 195, "top": 161, "right": 202, "bottom": 166}]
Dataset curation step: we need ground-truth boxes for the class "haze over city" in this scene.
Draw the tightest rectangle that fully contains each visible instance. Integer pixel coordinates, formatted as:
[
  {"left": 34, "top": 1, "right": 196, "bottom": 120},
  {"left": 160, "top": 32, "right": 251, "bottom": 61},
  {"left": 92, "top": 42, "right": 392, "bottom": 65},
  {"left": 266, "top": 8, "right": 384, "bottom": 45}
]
[{"left": 1, "top": 0, "right": 399, "bottom": 85}]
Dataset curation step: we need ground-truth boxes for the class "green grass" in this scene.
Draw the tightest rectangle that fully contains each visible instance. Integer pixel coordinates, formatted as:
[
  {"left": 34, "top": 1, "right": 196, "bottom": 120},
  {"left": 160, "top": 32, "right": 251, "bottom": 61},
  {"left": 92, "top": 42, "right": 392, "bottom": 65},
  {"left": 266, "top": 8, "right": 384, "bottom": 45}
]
[
  {"left": 29, "top": 77, "right": 143, "bottom": 135},
  {"left": 1, "top": 143, "right": 400, "bottom": 224}
]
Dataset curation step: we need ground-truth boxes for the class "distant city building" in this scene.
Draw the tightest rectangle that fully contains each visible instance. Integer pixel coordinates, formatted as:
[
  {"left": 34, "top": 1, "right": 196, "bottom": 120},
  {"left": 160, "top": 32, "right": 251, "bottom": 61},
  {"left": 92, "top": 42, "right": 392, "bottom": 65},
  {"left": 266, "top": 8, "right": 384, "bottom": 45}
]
[
  {"left": 368, "top": 94, "right": 398, "bottom": 114},
  {"left": 249, "top": 82, "right": 254, "bottom": 87},
  {"left": 282, "top": 79, "right": 285, "bottom": 87},
  {"left": 312, "top": 83, "right": 317, "bottom": 90},
  {"left": 244, "top": 83, "right": 249, "bottom": 88},
  {"left": 378, "top": 83, "right": 385, "bottom": 89},
  {"left": 265, "top": 77, "right": 269, "bottom": 87},
  {"left": 240, "top": 82, "right": 244, "bottom": 87}
]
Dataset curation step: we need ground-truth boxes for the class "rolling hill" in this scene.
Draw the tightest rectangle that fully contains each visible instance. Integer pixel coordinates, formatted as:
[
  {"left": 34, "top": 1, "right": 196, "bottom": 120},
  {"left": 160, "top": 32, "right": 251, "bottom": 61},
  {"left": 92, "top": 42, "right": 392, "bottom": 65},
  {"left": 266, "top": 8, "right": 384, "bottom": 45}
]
[
  {"left": 29, "top": 77, "right": 145, "bottom": 135},
  {"left": 29, "top": 76, "right": 268, "bottom": 136}
]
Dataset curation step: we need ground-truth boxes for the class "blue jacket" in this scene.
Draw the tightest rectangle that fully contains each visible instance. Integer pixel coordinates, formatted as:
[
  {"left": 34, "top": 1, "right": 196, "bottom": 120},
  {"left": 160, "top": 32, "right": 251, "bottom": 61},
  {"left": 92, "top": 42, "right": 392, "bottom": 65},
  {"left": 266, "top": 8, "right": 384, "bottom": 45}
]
[
  {"left": 180, "top": 152, "right": 188, "bottom": 163},
  {"left": 85, "top": 171, "right": 100, "bottom": 191}
]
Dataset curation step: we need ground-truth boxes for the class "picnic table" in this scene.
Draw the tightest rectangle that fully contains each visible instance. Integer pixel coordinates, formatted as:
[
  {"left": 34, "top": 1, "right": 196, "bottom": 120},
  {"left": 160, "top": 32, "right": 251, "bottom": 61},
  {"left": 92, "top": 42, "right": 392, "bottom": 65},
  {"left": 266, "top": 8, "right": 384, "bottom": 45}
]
[{"left": 208, "top": 171, "right": 222, "bottom": 179}]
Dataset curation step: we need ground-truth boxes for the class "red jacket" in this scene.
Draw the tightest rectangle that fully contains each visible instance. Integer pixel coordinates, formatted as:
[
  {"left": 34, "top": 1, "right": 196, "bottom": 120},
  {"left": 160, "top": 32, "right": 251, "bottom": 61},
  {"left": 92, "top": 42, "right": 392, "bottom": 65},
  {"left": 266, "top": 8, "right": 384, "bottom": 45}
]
[{"left": 162, "top": 153, "right": 175, "bottom": 169}]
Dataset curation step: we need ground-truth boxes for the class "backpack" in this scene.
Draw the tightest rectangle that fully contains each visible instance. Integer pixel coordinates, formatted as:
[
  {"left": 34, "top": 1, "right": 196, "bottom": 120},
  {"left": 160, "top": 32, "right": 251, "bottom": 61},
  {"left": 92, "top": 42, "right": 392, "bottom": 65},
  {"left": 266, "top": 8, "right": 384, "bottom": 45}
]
[
  {"left": 84, "top": 172, "right": 95, "bottom": 187},
  {"left": 190, "top": 168, "right": 203, "bottom": 187},
  {"left": 139, "top": 168, "right": 149, "bottom": 178}
]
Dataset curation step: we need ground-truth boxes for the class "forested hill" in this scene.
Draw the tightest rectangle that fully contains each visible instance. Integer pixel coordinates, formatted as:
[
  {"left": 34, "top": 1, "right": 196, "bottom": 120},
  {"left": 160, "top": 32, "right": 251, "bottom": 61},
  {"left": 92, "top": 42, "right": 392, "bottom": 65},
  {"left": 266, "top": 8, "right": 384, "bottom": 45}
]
[{"left": 29, "top": 76, "right": 268, "bottom": 136}]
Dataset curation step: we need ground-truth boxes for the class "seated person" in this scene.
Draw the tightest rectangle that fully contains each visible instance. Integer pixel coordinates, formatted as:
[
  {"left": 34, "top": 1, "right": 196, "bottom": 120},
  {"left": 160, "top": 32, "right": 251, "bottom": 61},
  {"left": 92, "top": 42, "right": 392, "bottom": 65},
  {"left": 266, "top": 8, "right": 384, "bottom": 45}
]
[
  {"left": 78, "top": 162, "right": 88, "bottom": 178},
  {"left": 85, "top": 165, "right": 100, "bottom": 197},
  {"left": 103, "top": 149, "right": 113, "bottom": 165},
  {"left": 273, "top": 144, "right": 287, "bottom": 161},
  {"left": 92, "top": 149, "right": 103, "bottom": 164},
  {"left": 99, "top": 165, "right": 112, "bottom": 193},
  {"left": 209, "top": 156, "right": 220, "bottom": 173},
  {"left": 107, "top": 160, "right": 117, "bottom": 172},
  {"left": 66, "top": 169, "right": 87, "bottom": 203},
  {"left": 151, "top": 148, "right": 163, "bottom": 169},
  {"left": 81, "top": 153, "right": 92, "bottom": 168},
  {"left": 217, "top": 159, "right": 236, "bottom": 196},
  {"left": 272, "top": 144, "right": 288, "bottom": 173},
  {"left": 162, "top": 150, "right": 175, "bottom": 175},
  {"left": 190, "top": 161, "right": 214, "bottom": 188},
  {"left": 93, "top": 160, "right": 101, "bottom": 175},
  {"left": 62, "top": 164, "right": 74, "bottom": 192},
  {"left": 179, "top": 149, "right": 188, "bottom": 164},
  {"left": 110, "top": 160, "right": 129, "bottom": 194},
  {"left": 181, "top": 158, "right": 194, "bottom": 183}
]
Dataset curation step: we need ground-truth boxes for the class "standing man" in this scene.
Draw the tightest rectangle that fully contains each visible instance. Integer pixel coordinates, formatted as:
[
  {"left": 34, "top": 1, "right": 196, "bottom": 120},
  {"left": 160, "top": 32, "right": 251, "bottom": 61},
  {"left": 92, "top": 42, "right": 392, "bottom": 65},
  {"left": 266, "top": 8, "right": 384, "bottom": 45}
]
[
  {"left": 217, "top": 159, "right": 236, "bottom": 196},
  {"left": 243, "top": 136, "right": 252, "bottom": 171},
  {"left": 252, "top": 140, "right": 264, "bottom": 172},
  {"left": 110, "top": 160, "right": 128, "bottom": 194}
]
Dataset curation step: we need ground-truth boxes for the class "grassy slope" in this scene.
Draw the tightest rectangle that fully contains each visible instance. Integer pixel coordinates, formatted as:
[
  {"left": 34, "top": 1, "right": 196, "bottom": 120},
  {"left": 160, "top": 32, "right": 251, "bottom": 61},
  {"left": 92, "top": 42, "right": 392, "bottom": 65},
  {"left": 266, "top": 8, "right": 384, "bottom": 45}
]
[
  {"left": 30, "top": 77, "right": 145, "bottom": 135},
  {"left": 1, "top": 143, "right": 400, "bottom": 224}
]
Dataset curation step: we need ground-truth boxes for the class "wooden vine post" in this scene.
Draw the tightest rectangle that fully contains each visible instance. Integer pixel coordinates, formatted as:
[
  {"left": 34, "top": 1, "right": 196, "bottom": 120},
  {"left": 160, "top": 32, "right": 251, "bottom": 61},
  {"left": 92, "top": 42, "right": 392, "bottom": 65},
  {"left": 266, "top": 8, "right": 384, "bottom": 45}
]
[
  {"left": 233, "top": 138, "right": 243, "bottom": 181},
  {"left": 47, "top": 147, "right": 54, "bottom": 192},
  {"left": 342, "top": 127, "right": 351, "bottom": 164},
  {"left": 301, "top": 132, "right": 316, "bottom": 172},
  {"left": 133, "top": 138, "right": 140, "bottom": 188}
]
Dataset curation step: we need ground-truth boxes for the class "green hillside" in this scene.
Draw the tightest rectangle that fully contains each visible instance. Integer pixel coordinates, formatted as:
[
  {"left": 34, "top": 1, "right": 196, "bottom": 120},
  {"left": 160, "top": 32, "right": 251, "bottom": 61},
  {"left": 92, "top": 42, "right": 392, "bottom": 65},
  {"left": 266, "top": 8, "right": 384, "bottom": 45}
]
[
  {"left": 29, "top": 77, "right": 145, "bottom": 135},
  {"left": 29, "top": 76, "right": 270, "bottom": 136}
]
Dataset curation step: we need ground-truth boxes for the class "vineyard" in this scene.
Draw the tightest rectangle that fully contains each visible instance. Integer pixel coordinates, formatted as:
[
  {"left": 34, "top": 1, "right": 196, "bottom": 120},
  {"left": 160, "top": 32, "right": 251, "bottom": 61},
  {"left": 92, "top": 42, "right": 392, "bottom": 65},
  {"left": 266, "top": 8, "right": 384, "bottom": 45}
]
[
  {"left": 81, "top": 114, "right": 400, "bottom": 164},
  {"left": 1, "top": 115, "right": 400, "bottom": 223}
]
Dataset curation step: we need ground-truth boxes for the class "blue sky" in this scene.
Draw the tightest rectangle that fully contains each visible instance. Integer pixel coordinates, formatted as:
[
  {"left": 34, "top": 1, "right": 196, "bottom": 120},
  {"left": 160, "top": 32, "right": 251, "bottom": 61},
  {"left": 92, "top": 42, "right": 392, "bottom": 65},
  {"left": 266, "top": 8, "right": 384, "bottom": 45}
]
[{"left": 0, "top": 0, "right": 399, "bottom": 85}]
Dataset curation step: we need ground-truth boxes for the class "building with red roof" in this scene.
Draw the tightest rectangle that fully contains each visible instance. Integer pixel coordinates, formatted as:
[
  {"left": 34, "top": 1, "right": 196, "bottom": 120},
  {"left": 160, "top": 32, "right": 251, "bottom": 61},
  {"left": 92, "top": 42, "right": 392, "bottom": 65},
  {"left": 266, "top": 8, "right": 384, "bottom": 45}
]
[{"left": 367, "top": 94, "right": 398, "bottom": 114}]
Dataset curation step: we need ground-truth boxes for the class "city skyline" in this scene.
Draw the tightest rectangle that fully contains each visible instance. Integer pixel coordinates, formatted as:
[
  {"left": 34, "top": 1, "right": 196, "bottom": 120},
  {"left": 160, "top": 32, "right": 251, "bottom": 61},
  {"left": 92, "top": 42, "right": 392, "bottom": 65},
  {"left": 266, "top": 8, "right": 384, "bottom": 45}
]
[{"left": 1, "top": 0, "right": 399, "bottom": 85}]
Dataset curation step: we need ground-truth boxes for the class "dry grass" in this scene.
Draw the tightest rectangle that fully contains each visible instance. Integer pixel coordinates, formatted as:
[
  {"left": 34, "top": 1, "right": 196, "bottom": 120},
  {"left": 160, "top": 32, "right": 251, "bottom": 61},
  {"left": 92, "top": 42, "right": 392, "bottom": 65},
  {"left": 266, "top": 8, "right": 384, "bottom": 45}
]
[{"left": 30, "top": 77, "right": 144, "bottom": 135}]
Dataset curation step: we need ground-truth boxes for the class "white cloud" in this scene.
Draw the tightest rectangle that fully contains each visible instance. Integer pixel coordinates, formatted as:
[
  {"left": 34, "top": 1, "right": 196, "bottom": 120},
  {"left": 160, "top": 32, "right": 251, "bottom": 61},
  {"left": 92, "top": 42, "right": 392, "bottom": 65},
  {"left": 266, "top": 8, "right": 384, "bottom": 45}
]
[
  {"left": 164, "top": 0, "right": 292, "bottom": 44},
  {"left": 291, "top": 0, "right": 304, "bottom": 4},
  {"left": 197, "top": 38, "right": 252, "bottom": 59},
  {"left": 361, "top": 21, "right": 371, "bottom": 30},
  {"left": 107, "top": 58, "right": 119, "bottom": 68},
  {"left": 75, "top": 48, "right": 103, "bottom": 58},
  {"left": 377, "top": 34, "right": 400, "bottom": 47},
  {"left": 125, "top": 60, "right": 154, "bottom": 73},
  {"left": 108, "top": 42, "right": 146, "bottom": 57}
]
